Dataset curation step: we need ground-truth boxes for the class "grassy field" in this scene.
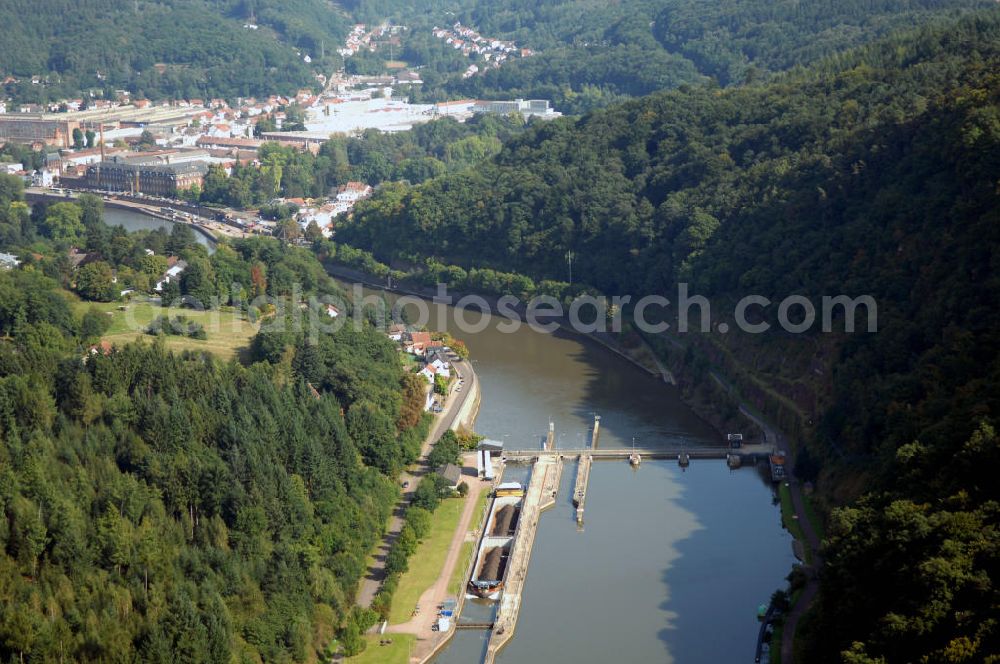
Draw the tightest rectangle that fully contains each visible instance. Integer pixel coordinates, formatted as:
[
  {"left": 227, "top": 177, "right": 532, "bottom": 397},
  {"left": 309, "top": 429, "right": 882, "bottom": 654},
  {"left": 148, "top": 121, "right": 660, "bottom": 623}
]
[
  {"left": 388, "top": 496, "right": 466, "bottom": 625},
  {"left": 802, "top": 493, "right": 826, "bottom": 542},
  {"left": 345, "top": 634, "right": 414, "bottom": 664},
  {"left": 770, "top": 621, "right": 784, "bottom": 664},
  {"left": 73, "top": 299, "right": 257, "bottom": 360},
  {"left": 778, "top": 483, "right": 812, "bottom": 565}
]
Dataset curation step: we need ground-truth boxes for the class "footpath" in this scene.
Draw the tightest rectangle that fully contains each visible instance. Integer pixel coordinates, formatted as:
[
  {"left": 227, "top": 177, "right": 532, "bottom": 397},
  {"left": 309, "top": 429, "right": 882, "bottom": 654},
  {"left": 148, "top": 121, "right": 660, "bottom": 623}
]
[
  {"left": 711, "top": 373, "right": 823, "bottom": 664},
  {"left": 355, "top": 360, "right": 477, "bottom": 608}
]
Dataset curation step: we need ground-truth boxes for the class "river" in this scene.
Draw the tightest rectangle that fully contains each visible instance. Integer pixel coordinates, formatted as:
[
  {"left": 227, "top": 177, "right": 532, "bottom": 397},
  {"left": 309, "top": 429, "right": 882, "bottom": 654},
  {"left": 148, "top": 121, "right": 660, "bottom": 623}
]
[
  {"left": 103, "top": 207, "right": 216, "bottom": 251},
  {"left": 100, "top": 207, "right": 791, "bottom": 662},
  {"left": 361, "top": 291, "right": 795, "bottom": 663},
  {"left": 86, "top": 220, "right": 790, "bottom": 659}
]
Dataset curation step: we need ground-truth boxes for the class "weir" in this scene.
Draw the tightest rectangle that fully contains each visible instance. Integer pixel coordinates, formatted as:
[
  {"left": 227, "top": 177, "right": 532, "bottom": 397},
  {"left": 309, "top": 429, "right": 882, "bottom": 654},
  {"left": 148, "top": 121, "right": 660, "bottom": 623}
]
[
  {"left": 504, "top": 446, "right": 771, "bottom": 461},
  {"left": 573, "top": 453, "right": 592, "bottom": 523},
  {"left": 572, "top": 415, "right": 600, "bottom": 523},
  {"left": 458, "top": 417, "right": 771, "bottom": 664}
]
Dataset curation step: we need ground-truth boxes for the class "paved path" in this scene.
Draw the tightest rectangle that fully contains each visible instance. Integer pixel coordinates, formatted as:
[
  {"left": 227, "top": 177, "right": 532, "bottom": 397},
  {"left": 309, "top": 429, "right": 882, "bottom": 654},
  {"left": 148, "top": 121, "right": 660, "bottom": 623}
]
[
  {"left": 780, "top": 465, "right": 822, "bottom": 664},
  {"left": 355, "top": 360, "right": 476, "bottom": 609},
  {"left": 710, "top": 372, "right": 823, "bottom": 663},
  {"left": 387, "top": 453, "right": 489, "bottom": 662},
  {"left": 743, "top": 404, "right": 822, "bottom": 664}
]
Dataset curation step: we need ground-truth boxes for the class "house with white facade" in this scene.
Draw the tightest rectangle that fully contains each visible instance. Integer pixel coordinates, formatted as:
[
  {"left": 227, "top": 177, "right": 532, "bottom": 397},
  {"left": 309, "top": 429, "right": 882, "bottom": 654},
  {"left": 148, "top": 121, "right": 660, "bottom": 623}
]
[
  {"left": 0, "top": 253, "right": 21, "bottom": 270},
  {"left": 154, "top": 259, "right": 187, "bottom": 292}
]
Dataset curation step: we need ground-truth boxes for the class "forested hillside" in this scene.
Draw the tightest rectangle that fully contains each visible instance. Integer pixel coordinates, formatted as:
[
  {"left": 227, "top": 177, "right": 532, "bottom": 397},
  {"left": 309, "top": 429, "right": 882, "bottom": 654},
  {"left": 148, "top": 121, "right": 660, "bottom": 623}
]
[
  {"left": 338, "top": 13, "right": 1000, "bottom": 661},
  {"left": 3, "top": 0, "right": 992, "bottom": 106},
  {"left": 439, "top": 0, "right": 995, "bottom": 112},
  {"left": 0, "top": 186, "right": 428, "bottom": 661},
  {"left": 0, "top": 0, "right": 349, "bottom": 102}
]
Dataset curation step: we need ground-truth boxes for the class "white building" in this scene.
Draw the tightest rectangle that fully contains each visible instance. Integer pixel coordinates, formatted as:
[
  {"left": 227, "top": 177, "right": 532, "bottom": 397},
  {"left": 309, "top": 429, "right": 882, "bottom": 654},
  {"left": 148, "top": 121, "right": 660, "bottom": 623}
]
[
  {"left": 32, "top": 169, "right": 54, "bottom": 187},
  {"left": 0, "top": 253, "right": 20, "bottom": 270},
  {"left": 336, "top": 181, "right": 373, "bottom": 204},
  {"left": 472, "top": 99, "right": 560, "bottom": 119},
  {"left": 420, "top": 363, "right": 440, "bottom": 384},
  {"left": 297, "top": 202, "right": 339, "bottom": 237},
  {"left": 154, "top": 260, "right": 187, "bottom": 292}
]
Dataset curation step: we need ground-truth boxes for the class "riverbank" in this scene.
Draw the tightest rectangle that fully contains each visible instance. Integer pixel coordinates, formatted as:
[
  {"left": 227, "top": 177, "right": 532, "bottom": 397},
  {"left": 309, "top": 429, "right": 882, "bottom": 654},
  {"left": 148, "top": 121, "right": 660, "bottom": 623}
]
[
  {"left": 327, "top": 263, "right": 677, "bottom": 389},
  {"left": 325, "top": 261, "right": 770, "bottom": 450},
  {"left": 25, "top": 187, "right": 241, "bottom": 245},
  {"left": 381, "top": 368, "right": 485, "bottom": 664},
  {"left": 384, "top": 452, "right": 490, "bottom": 663},
  {"left": 709, "top": 372, "right": 825, "bottom": 663},
  {"left": 355, "top": 358, "right": 480, "bottom": 610}
]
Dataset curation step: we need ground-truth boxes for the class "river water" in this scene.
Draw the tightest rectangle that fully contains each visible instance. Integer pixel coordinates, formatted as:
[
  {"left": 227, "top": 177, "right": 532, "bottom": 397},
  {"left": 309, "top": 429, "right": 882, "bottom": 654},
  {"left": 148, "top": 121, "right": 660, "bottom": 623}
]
[
  {"left": 103, "top": 207, "right": 215, "bottom": 251},
  {"left": 369, "top": 294, "right": 795, "bottom": 663},
  {"left": 77, "top": 207, "right": 792, "bottom": 659},
  {"left": 105, "top": 205, "right": 792, "bottom": 661},
  {"left": 32, "top": 202, "right": 213, "bottom": 250}
]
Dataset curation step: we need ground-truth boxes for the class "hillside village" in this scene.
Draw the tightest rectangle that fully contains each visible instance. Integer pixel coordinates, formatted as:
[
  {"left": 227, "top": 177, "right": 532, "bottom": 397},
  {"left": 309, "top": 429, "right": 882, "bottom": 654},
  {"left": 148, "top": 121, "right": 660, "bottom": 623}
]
[
  {"left": 0, "top": 16, "right": 559, "bottom": 242},
  {"left": 338, "top": 23, "right": 407, "bottom": 58},
  {"left": 432, "top": 22, "right": 534, "bottom": 78},
  {"left": 388, "top": 326, "right": 467, "bottom": 413}
]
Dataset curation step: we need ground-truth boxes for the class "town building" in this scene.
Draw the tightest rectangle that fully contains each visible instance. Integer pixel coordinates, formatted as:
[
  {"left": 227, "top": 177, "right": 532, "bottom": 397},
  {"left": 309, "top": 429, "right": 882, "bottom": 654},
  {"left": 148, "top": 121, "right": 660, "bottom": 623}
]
[
  {"left": 86, "top": 158, "right": 208, "bottom": 195},
  {"left": 436, "top": 463, "right": 463, "bottom": 491},
  {"left": 425, "top": 348, "right": 451, "bottom": 378},
  {"left": 259, "top": 131, "right": 327, "bottom": 154},
  {"left": 154, "top": 259, "right": 187, "bottom": 292},
  {"left": 0, "top": 253, "right": 21, "bottom": 270},
  {"left": 404, "top": 331, "right": 433, "bottom": 355},
  {"left": 387, "top": 323, "right": 407, "bottom": 341},
  {"left": 473, "top": 99, "right": 560, "bottom": 118},
  {"left": 434, "top": 100, "right": 477, "bottom": 116},
  {"left": 336, "top": 181, "right": 373, "bottom": 204},
  {"left": 195, "top": 136, "right": 263, "bottom": 153},
  {"left": 420, "top": 363, "right": 442, "bottom": 384},
  {"left": 32, "top": 169, "right": 55, "bottom": 187},
  {"left": 0, "top": 114, "right": 80, "bottom": 148}
]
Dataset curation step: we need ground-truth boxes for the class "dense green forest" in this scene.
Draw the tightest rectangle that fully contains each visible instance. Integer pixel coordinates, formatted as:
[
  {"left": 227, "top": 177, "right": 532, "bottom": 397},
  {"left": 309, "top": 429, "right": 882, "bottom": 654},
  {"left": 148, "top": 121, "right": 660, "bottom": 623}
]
[
  {"left": 3, "top": 0, "right": 992, "bottom": 106},
  {"left": 0, "top": 0, "right": 349, "bottom": 103},
  {"left": 4, "top": 1, "right": 1000, "bottom": 661},
  {"left": 337, "top": 12, "right": 1000, "bottom": 662},
  {"left": 367, "top": 0, "right": 996, "bottom": 113},
  {"left": 0, "top": 185, "right": 429, "bottom": 661}
]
